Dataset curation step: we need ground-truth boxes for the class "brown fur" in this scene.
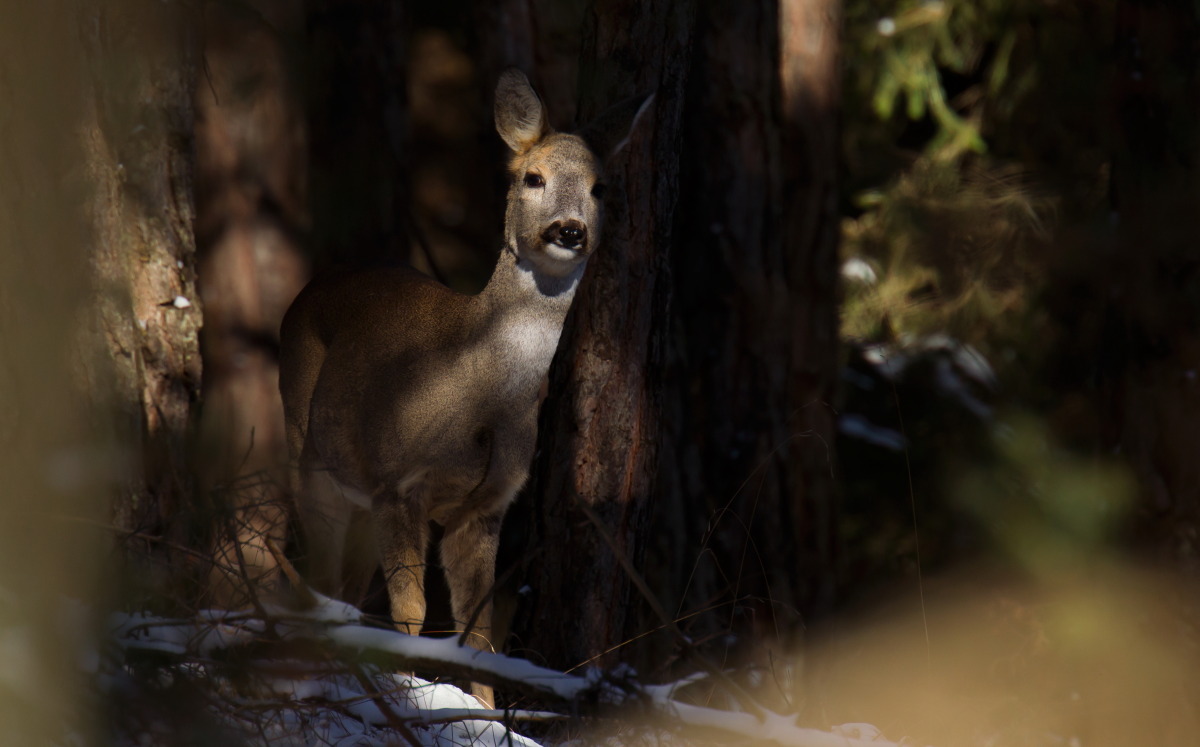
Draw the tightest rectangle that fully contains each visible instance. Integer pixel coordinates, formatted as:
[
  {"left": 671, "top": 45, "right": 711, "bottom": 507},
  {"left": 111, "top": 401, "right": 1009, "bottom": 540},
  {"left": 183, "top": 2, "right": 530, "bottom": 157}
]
[{"left": 279, "top": 69, "right": 650, "bottom": 706}]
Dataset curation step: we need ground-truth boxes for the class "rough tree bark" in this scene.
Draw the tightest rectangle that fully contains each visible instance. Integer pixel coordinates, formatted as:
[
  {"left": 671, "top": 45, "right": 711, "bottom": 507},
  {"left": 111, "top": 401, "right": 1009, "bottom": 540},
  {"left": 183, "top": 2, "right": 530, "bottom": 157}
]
[
  {"left": 651, "top": 0, "right": 841, "bottom": 679},
  {"left": 511, "top": 0, "right": 697, "bottom": 673},
  {"left": 76, "top": 0, "right": 205, "bottom": 595}
]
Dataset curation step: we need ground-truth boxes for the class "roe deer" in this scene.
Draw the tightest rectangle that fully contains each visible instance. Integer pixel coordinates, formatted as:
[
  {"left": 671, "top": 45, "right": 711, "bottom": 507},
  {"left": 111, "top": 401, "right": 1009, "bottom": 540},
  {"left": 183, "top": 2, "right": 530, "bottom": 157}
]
[{"left": 278, "top": 69, "right": 650, "bottom": 706}]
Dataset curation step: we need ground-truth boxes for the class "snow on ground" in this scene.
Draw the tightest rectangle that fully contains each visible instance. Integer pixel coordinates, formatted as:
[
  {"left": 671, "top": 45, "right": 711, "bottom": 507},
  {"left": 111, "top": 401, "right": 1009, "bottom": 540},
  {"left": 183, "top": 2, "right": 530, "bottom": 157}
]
[
  {"left": 230, "top": 671, "right": 541, "bottom": 746},
  {"left": 98, "top": 594, "right": 903, "bottom": 746},
  {"left": 107, "top": 599, "right": 542, "bottom": 746}
]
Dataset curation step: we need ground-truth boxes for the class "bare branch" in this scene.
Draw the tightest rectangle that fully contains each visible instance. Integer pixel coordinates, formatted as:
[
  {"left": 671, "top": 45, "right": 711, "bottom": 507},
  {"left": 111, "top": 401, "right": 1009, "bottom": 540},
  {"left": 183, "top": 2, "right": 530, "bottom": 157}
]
[{"left": 107, "top": 605, "right": 914, "bottom": 747}]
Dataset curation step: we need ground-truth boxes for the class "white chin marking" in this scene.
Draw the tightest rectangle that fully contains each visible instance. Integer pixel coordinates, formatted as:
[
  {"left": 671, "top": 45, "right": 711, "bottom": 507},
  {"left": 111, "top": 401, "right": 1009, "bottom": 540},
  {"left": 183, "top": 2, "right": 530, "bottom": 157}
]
[{"left": 542, "top": 243, "right": 582, "bottom": 263}]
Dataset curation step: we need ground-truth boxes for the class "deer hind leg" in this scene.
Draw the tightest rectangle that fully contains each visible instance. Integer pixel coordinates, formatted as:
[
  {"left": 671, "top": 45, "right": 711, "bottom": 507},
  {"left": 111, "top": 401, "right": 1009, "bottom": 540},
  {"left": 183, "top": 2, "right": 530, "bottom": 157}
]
[
  {"left": 440, "top": 508, "right": 505, "bottom": 708},
  {"left": 294, "top": 444, "right": 358, "bottom": 599},
  {"left": 339, "top": 507, "right": 380, "bottom": 609},
  {"left": 373, "top": 483, "right": 430, "bottom": 635}
]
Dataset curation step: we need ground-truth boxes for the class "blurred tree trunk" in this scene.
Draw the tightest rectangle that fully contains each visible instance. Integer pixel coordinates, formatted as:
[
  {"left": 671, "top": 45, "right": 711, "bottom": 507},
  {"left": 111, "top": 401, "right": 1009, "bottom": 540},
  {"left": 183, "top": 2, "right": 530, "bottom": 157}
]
[
  {"left": 77, "top": 0, "right": 205, "bottom": 595},
  {"left": 654, "top": 0, "right": 841, "bottom": 679},
  {"left": 473, "top": 0, "right": 586, "bottom": 130},
  {"left": 194, "top": 1, "right": 311, "bottom": 605},
  {"left": 510, "top": 0, "right": 696, "bottom": 673},
  {"left": 0, "top": 4, "right": 112, "bottom": 739},
  {"left": 778, "top": 0, "right": 841, "bottom": 614},
  {"left": 306, "top": 0, "right": 411, "bottom": 270}
]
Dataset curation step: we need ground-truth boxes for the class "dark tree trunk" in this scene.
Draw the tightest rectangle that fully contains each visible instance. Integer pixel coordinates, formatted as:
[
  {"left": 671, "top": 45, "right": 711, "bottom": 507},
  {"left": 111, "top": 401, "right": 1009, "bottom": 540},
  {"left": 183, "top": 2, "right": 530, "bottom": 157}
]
[
  {"left": 76, "top": 0, "right": 205, "bottom": 596},
  {"left": 473, "top": 0, "right": 587, "bottom": 131},
  {"left": 305, "top": 0, "right": 411, "bottom": 270},
  {"left": 511, "top": 0, "right": 697, "bottom": 673},
  {"left": 653, "top": 0, "right": 841, "bottom": 680},
  {"left": 778, "top": 0, "right": 841, "bottom": 615},
  {"left": 194, "top": 1, "right": 311, "bottom": 605}
]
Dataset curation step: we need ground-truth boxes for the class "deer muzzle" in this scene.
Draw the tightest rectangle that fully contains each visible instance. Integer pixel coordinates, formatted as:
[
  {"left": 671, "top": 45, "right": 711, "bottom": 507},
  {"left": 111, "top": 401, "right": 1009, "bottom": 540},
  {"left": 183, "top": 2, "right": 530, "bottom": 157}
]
[{"left": 542, "top": 219, "right": 588, "bottom": 250}]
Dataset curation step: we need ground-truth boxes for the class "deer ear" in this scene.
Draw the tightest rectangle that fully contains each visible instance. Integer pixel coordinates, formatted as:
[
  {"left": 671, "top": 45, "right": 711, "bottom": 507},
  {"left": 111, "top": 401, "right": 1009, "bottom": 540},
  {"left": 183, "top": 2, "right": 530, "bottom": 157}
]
[
  {"left": 495, "top": 69, "right": 549, "bottom": 154},
  {"left": 579, "top": 92, "right": 654, "bottom": 161}
]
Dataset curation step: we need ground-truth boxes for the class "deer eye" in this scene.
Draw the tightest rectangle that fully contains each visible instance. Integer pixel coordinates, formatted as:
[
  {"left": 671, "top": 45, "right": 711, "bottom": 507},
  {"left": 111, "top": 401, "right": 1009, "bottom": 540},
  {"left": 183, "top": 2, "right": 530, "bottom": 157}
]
[
  {"left": 523, "top": 172, "right": 544, "bottom": 188},
  {"left": 591, "top": 183, "right": 607, "bottom": 199}
]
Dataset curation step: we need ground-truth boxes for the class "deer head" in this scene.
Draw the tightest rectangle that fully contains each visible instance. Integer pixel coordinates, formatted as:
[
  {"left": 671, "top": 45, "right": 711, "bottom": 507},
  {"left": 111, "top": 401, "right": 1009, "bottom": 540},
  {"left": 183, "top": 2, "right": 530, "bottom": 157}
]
[{"left": 495, "top": 69, "right": 650, "bottom": 280}]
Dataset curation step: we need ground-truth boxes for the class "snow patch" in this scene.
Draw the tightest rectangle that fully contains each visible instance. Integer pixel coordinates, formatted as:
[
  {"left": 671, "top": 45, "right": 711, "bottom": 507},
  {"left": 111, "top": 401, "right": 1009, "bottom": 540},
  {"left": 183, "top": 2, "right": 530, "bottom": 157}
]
[{"left": 841, "top": 257, "right": 878, "bottom": 284}]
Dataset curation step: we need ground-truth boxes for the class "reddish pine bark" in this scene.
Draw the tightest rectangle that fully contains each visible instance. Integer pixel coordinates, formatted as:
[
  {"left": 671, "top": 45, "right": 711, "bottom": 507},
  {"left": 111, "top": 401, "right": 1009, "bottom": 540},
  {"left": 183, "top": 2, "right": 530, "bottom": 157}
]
[{"left": 512, "top": 0, "right": 696, "bottom": 673}]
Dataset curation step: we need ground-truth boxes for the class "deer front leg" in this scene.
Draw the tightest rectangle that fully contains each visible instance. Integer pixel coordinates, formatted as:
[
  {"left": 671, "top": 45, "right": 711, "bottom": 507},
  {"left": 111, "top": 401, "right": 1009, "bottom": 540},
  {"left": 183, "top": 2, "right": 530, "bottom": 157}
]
[
  {"left": 440, "top": 508, "right": 505, "bottom": 707},
  {"left": 373, "top": 487, "right": 430, "bottom": 635}
]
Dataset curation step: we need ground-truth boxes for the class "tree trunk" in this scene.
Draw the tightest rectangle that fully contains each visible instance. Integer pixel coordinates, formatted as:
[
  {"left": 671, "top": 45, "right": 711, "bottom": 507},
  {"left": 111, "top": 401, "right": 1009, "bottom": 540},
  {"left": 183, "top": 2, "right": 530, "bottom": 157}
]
[
  {"left": 511, "top": 0, "right": 697, "bottom": 673},
  {"left": 649, "top": 0, "right": 841, "bottom": 679},
  {"left": 779, "top": 0, "right": 841, "bottom": 617},
  {"left": 473, "top": 0, "right": 587, "bottom": 131},
  {"left": 77, "top": 0, "right": 205, "bottom": 597}
]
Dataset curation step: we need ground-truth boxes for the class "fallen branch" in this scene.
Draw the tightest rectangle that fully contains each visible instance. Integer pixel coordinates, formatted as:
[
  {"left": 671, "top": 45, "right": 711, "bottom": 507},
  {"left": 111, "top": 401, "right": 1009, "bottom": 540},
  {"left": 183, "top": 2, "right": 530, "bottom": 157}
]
[{"left": 108, "top": 600, "right": 914, "bottom": 747}]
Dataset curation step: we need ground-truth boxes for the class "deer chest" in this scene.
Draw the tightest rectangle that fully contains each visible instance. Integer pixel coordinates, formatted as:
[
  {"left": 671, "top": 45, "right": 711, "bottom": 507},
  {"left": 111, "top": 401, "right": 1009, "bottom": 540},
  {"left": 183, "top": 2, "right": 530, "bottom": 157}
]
[{"left": 490, "top": 313, "right": 563, "bottom": 393}]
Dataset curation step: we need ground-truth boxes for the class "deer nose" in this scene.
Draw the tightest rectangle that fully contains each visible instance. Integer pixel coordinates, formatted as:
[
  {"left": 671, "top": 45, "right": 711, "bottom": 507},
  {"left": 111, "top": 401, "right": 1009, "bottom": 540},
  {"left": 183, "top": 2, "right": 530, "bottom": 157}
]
[{"left": 543, "top": 220, "right": 587, "bottom": 249}]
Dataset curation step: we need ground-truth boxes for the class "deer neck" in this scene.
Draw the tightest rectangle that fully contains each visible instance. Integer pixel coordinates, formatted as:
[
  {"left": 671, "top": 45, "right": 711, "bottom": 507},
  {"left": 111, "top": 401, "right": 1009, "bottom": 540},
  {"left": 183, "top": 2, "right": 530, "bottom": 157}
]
[
  {"left": 477, "top": 246, "right": 585, "bottom": 388},
  {"left": 481, "top": 245, "right": 585, "bottom": 317}
]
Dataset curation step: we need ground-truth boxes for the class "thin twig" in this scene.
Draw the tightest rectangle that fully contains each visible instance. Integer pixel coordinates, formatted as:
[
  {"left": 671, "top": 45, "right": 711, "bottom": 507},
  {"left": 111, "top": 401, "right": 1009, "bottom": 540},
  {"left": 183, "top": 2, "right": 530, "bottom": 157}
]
[
  {"left": 575, "top": 501, "right": 766, "bottom": 719},
  {"left": 457, "top": 547, "right": 543, "bottom": 650},
  {"left": 265, "top": 536, "right": 319, "bottom": 608},
  {"left": 890, "top": 378, "right": 931, "bottom": 667},
  {"left": 408, "top": 708, "right": 567, "bottom": 725},
  {"left": 564, "top": 600, "right": 735, "bottom": 674},
  {"left": 229, "top": 509, "right": 271, "bottom": 621},
  {"left": 351, "top": 664, "right": 423, "bottom": 746}
]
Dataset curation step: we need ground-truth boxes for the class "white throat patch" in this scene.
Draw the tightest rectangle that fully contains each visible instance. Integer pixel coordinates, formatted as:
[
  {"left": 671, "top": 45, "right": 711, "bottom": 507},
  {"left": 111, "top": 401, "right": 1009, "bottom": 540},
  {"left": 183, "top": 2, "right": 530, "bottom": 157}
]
[{"left": 500, "top": 313, "right": 563, "bottom": 370}]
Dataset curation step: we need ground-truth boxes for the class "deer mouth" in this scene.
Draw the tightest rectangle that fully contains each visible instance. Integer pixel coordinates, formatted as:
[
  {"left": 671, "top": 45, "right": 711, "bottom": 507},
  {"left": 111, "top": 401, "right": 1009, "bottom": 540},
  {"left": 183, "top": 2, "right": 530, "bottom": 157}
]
[{"left": 540, "top": 220, "right": 589, "bottom": 253}]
